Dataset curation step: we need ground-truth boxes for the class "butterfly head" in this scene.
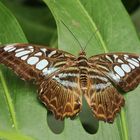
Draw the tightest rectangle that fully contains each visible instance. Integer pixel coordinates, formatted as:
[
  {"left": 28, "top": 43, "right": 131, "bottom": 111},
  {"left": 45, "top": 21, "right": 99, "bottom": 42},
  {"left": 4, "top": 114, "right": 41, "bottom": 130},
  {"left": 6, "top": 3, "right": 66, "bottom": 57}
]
[{"left": 79, "top": 51, "right": 86, "bottom": 56}]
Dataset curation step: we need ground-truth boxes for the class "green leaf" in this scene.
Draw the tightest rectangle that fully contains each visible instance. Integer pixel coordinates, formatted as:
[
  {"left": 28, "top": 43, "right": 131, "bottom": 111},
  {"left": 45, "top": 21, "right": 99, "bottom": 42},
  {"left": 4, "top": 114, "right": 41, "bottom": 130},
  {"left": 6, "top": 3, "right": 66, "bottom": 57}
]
[
  {"left": 0, "top": 2, "right": 27, "bottom": 44},
  {"left": 0, "top": 0, "right": 140, "bottom": 140},
  {"left": 132, "top": 7, "right": 140, "bottom": 38},
  {"left": 0, "top": 0, "right": 57, "bottom": 45},
  {"left": 0, "top": 0, "right": 27, "bottom": 131},
  {"left": 44, "top": 0, "right": 140, "bottom": 140}
]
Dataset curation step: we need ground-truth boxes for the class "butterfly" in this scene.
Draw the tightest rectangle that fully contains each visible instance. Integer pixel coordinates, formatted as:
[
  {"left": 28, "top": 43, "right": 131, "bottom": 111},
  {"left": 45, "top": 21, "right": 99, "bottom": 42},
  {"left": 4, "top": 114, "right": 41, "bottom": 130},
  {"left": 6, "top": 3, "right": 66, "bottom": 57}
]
[{"left": 0, "top": 43, "right": 140, "bottom": 123}]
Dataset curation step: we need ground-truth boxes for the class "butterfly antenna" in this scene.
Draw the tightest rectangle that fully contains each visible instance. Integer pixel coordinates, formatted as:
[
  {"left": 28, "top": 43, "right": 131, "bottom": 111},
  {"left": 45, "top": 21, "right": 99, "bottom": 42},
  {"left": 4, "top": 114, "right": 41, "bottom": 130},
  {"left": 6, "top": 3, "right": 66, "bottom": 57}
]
[
  {"left": 83, "top": 28, "right": 98, "bottom": 51},
  {"left": 60, "top": 20, "right": 84, "bottom": 51}
]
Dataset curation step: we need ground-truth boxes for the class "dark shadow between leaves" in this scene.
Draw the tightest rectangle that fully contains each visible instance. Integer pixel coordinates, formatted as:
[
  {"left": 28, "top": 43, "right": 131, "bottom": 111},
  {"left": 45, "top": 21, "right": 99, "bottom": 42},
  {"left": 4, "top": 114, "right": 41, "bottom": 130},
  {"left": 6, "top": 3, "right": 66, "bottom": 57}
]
[
  {"left": 79, "top": 97, "right": 99, "bottom": 134},
  {"left": 23, "top": 0, "right": 46, "bottom": 7},
  {"left": 47, "top": 111, "right": 64, "bottom": 134}
]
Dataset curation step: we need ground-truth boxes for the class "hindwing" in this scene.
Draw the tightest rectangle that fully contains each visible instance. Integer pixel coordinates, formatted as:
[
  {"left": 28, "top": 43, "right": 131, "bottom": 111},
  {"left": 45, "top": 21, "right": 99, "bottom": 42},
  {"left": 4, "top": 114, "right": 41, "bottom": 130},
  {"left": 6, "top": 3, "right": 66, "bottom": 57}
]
[
  {"left": 84, "top": 68, "right": 125, "bottom": 123},
  {"left": 38, "top": 65, "right": 82, "bottom": 119}
]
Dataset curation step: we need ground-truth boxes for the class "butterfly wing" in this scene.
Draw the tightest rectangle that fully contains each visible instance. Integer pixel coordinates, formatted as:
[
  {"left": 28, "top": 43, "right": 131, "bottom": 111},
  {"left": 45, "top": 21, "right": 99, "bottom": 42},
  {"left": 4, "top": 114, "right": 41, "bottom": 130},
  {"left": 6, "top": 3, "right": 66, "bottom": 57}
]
[
  {"left": 0, "top": 43, "right": 76, "bottom": 81},
  {"left": 88, "top": 53, "right": 140, "bottom": 92},
  {"left": 85, "top": 53, "right": 140, "bottom": 123},
  {"left": 85, "top": 68, "right": 125, "bottom": 123},
  {"left": 38, "top": 65, "right": 82, "bottom": 120},
  {"left": 0, "top": 43, "right": 81, "bottom": 119}
]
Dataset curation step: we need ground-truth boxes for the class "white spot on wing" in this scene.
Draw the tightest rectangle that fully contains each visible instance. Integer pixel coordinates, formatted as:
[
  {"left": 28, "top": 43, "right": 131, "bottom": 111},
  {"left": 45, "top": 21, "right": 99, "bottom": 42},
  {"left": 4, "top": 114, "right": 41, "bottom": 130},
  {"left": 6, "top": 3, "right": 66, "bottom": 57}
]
[
  {"left": 53, "top": 76, "right": 77, "bottom": 88},
  {"left": 30, "top": 49, "right": 34, "bottom": 52},
  {"left": 138, "top": 57, "right": 140, "bottom": 61},
  {"left": 42, "top": 68, "right": 48, "bottom": 73},
  {"left": 115, "top": 74, "right": 121, "bottom": 80},
  {"left": 105, "top": 55, "right": 113, "bottom": 62},
  {"left": 36, "top": 59, "right": 48, "bottom": 70},
  {"left": 62, "top": 80, "right": 77, "bottom": 88},
  {"left": 40, "top": 48, "right": 47, "bottom": 53},
  {"left": 15, "top": 50, "right": 31, "bottom": 57},
  {"left": 113, "top": 54, "right": 118, "bottom": 59},
  {"left": 124, "top": 55, "right": 129, "bottom": 60},
  {"left": 124, "top": 54, "right": 129, "bottom": 58},
  {"left": 43, "top": 67, "right": 57, "bottom": 75},
  {"left": 58, "top": 73, "right": 79, "bottom": 78},
  {"left": 98, "top": 65, "right": 109, "bottom": 71},
  {"left": 34, "top": 52, "right": 42, "bottom": 56},
  {"left": 48, "top": 50, "right": 57, "bottom": 57},
  {"left": 8, "top": 47, "right": 16, "bottom": 52},
  {"left": 4, "top": 45, "right": 14, "bottom": 51},
  {"left": 95, "top": 83, "right": 111, "bottom": 90},
  {"left": 131, "top": 58, "right": 139, "bottom": 63},
  {"left": 28, "top": 46, "right": 33, "bottom": 49},
  {"left": 108, "top": 72, "right": 120, "bottom": 82},
  {"left": 121, "top": 64, "right": 131, "bottom": 73},
  {"left": 15, "top": 48, "right": 25, "bottom": 52},
  {"left": 114, "top": 65, "right": 125, "bottom": 77},
  {"left": 27, "top": 57, "right": 39, "bottom": 65},
  {"left": 127, "top": 59, "right": 139, "bottom": 67},
  {"left": 129, "top": 63, "right": 135, "bottom": 69},
  {"left": 118, "top": 59, "right": 124, "bottom": 63},
  {"left": 28, "top": 46, "right": 34, "bottom": 52},
  {"left": 21, "top": 55, "right": 28, "bottom": 60},
  {"left": 90, "top": 75, "right": 108, "bottom": 82}
]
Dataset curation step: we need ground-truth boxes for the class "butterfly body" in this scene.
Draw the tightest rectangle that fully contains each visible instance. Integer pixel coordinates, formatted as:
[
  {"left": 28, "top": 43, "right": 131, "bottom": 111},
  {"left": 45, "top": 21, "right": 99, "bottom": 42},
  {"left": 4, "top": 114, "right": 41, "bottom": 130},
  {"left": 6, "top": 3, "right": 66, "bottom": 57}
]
[
  {"left": 77, "top": 52, "right": 89, "bottom": 92},
  {"left": 0, "top": 43, "right": 140, "bottom": 123}
]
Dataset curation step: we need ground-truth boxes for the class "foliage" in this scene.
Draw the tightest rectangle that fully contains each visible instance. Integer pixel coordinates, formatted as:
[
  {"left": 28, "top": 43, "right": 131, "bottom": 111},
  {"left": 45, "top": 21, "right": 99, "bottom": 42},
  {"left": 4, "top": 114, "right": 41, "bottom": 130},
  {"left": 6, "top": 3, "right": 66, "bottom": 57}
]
[{"left": 0, "top": 0, "right": 140, "bottom": 140}]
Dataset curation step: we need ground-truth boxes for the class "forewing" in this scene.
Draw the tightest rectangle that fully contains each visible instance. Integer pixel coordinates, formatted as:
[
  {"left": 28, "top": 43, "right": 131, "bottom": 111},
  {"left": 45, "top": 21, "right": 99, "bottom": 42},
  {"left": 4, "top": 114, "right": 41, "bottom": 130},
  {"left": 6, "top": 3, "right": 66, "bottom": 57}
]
[
  {"left": 0, "top": 44, "right": 81, "bottom": 119},
  {"left": 88, "top": 53, "right": 140, "bottom": 92},
  {"left": 38, "top": 66, "right": 82, "bottom": 120},
  {"left": 0, "top": 43, "right": 76, "bottom": 81},
  {"left": 84, "top": 68, "right": 124, "bottom": 123}
]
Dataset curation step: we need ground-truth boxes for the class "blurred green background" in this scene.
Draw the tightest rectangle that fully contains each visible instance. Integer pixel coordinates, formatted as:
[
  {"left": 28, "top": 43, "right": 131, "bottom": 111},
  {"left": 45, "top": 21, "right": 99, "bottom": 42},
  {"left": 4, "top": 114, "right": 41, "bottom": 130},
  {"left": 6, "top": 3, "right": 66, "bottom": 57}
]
[
  {"left": 1, "top": 0, "right": 140, "bottom": 45},
  {"left": 0, "top": 0, "right": 140, "bottom": 140}
]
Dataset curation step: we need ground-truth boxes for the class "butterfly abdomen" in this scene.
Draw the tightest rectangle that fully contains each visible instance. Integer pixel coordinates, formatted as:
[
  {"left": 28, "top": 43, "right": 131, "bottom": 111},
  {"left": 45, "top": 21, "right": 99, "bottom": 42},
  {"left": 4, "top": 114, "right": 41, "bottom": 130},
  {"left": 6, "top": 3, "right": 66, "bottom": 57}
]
[
  {"left": 80, "top": 68, "right": 88, "bottom": 88},
  {"left": 78, "top": 53, "right": 89, "bottom": 91}
]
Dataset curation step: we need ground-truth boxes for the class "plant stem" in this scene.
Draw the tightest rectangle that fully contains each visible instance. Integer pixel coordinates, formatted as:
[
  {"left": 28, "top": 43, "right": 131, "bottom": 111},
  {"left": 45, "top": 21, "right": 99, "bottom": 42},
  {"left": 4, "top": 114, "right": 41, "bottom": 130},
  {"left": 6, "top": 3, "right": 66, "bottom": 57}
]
[
  {"left": 0, "top": 70, "right": 18, "bottom": 130},
  {"left": 120, "top": 108, "right": 129, "bottom": 140}
]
